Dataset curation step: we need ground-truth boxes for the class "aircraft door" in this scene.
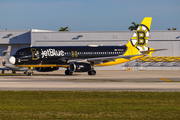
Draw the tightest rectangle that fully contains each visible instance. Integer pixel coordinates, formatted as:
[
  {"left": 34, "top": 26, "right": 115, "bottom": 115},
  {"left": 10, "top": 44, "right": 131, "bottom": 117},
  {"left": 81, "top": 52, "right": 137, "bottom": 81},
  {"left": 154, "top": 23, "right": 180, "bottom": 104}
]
[{"left": 31, "top": 48, "right": 39, "bottom": 60}]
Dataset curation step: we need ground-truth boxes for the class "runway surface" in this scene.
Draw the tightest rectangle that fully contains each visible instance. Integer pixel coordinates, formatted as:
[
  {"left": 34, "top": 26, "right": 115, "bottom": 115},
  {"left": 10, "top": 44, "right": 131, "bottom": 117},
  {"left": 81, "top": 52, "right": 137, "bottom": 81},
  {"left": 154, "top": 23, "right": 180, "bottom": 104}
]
[{"left": 0, "top": 70, "right": 180, "bottom": 91}]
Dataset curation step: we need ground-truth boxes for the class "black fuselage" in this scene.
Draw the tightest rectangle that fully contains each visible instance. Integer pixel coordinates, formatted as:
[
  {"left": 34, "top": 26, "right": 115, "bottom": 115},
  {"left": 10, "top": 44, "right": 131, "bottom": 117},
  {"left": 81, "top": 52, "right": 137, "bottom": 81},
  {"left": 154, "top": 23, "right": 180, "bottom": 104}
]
[{"left": 12, "top": 45, "right": 127, "bottom": 66}]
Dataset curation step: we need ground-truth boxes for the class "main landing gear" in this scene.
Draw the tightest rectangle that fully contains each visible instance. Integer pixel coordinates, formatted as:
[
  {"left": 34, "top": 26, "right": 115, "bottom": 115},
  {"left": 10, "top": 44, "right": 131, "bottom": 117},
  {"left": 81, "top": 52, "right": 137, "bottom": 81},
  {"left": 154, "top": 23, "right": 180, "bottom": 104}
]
[
  {"left": 88, "top": 70, "right": 96, "bottom": 75},
  {"left": 65, "top": 70, "right": 73, "bottom": 75},
  {"left": 65, "top": 69, "right": 96, "bottom": 75}
]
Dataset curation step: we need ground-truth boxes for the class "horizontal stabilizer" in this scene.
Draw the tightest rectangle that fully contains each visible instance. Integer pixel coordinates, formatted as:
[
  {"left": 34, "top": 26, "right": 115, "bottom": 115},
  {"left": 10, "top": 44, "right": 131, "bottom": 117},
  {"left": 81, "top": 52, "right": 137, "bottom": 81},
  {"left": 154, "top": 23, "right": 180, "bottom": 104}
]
[{"left": 140, "top": 49, "right": 167, "bottom": 54}]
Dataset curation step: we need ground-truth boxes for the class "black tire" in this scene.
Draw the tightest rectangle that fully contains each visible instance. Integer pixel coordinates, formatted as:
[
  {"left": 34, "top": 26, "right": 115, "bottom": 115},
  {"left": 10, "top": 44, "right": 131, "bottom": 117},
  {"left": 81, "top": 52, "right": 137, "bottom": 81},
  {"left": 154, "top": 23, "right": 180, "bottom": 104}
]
[
  {"left": 88, "top": 70, "right": 96, "bottom": 75},
  {"left": 27, "top": 72, "right": 32, "bottom": 76},
  {"left": 65, "top": 70, "right": 73, "bottom": 75},
  {"left": 2, "top": 70, "right": 4, "bottom": 74},
  {"left": 12, "top": 70, "right": 16, "bottom": 74}
]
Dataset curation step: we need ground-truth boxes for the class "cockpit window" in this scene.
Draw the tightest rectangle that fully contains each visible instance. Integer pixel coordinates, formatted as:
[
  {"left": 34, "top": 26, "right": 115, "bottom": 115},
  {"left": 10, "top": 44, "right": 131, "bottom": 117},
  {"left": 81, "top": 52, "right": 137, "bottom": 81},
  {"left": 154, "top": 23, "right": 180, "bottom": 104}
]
[
  {"left": 15, "top": 51, "right": 27, "bottom": 55},
  {"left": 15, "top": 52, "right": 19, "bottom": 55},
  {"left": 20, "top": 52, "right": 24, "bottom": 55}
]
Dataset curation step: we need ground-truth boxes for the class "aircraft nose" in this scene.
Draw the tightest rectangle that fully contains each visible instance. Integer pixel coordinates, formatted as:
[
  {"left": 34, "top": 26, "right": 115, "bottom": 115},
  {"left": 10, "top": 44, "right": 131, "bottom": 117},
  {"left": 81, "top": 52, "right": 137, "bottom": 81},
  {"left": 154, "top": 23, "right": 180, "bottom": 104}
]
[{"left": 9, "top": 56, "right": 16, "bottom": 65}]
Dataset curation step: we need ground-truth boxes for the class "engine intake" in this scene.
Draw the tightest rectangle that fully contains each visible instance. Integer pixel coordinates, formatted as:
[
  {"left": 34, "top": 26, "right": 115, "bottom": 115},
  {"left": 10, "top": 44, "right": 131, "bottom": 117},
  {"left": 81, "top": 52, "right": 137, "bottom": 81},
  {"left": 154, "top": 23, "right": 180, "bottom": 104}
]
[
  {"left": 69, "top": 63, "right": 92, "bottom": 72},
  {"left": 35, "top": 67, "right": 59, "bottom": 72}
]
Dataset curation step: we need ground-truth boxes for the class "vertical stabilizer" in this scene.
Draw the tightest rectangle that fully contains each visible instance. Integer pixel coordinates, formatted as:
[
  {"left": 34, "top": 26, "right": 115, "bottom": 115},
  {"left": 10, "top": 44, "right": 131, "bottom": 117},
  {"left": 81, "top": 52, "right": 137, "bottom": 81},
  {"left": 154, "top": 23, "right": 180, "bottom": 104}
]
[
  {"left": 3, "top": 46, "right": 11, "bottom": 64},
  {"left": 3, "top": 51, "right": 10, "bottom": 64},
  {"left": 126, "top": 17, "right": 152, "bottom": 52}
]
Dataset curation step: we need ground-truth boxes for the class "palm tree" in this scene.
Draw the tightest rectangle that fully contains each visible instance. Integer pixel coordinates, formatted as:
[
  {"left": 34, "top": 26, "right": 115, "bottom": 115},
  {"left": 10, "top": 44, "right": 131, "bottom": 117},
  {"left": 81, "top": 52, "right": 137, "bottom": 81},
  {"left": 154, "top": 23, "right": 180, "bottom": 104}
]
[
  {"left": 59, "top": 26, "right": 69, "bottom": 31},
  {"left": 128, "top": 22, "right": 139, "bottom": 31},
  {"left": 167, "top": 27, "right": 177, "bottom": 31},
  {"left": 172, "top": 27, "right": 177, "bottom": 30}
]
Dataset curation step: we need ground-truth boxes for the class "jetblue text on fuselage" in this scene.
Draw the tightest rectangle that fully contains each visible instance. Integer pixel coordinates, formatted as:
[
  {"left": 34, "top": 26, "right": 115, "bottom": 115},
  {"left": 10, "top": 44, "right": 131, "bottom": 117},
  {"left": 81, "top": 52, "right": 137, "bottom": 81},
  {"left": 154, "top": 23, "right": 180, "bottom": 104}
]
[{"left": 41, "top": 49, "right": 64, "bottom": 58}]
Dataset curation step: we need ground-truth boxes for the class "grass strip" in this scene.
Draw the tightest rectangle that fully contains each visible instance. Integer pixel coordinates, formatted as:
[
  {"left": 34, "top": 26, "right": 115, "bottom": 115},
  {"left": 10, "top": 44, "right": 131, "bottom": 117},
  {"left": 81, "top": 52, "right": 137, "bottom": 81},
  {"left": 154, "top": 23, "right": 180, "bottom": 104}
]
[{"left": 0, "top": 91, "right": 180, "bottom": 119}]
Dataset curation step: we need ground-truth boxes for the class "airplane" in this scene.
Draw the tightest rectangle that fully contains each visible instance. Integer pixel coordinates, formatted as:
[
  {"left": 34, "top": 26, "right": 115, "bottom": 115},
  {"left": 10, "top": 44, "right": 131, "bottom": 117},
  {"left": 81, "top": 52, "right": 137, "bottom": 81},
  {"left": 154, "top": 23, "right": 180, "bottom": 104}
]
[
  {"left": 0, "top": 50, "right": 29, "bottom": 74},
  {"left": 8, "top": 17, "right": 163, "bottom": 76}
]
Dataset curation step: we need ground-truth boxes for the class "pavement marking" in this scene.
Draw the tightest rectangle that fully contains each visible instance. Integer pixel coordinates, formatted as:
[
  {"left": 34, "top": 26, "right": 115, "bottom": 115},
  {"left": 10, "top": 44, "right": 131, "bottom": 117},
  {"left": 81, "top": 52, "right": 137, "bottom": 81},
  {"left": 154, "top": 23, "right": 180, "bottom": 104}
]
[
  {"left": 0, "top": 82, "right": 20, "bottom": 84},
  {"left": 159, "top": 78, "right": 172, "bottom": 82}
]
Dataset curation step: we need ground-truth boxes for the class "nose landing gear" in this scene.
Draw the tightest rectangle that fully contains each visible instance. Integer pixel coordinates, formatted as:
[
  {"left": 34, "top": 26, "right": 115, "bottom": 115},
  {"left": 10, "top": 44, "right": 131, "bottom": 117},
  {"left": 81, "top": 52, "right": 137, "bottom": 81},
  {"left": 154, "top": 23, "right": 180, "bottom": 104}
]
[
  {"left": 27, "top": 67, "right": 34, "bottom": 76},
  {"left": 27, "top": 72, "right": 33, "bottom": 76}
]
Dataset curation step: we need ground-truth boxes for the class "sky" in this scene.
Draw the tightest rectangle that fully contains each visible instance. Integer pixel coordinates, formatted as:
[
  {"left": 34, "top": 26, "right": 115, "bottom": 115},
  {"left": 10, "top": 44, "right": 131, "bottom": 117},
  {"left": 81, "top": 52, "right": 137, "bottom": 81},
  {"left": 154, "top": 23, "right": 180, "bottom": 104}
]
[{"left": 0, "top": 0, "right": 180, "bottom": 31}]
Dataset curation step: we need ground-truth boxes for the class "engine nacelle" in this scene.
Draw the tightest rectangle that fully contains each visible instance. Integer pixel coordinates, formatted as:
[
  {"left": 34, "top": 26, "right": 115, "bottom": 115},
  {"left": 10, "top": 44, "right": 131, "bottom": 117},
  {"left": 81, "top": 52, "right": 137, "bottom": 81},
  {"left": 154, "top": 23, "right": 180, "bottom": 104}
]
[
  {"left": 69, "top": 62, "right": 92, "bottom": 72},
  {"left": 35, "top": 67, "right": 59, "bottom": 72}
]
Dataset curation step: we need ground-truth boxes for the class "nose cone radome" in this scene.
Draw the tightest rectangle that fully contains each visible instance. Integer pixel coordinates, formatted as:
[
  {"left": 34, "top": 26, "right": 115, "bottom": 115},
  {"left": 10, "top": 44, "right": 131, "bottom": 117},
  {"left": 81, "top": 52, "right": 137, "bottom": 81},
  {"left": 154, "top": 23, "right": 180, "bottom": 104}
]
[{"left": 9, "top": 56, "right": 16, "bottom": 65}]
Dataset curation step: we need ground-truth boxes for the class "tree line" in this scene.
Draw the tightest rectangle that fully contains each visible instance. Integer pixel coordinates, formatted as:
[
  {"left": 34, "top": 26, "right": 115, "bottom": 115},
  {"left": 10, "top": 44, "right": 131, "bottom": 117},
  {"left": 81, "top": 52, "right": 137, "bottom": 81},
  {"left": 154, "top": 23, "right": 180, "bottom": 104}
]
[{"left": 59, "top": 23, "right": 177, "bottom": 31}]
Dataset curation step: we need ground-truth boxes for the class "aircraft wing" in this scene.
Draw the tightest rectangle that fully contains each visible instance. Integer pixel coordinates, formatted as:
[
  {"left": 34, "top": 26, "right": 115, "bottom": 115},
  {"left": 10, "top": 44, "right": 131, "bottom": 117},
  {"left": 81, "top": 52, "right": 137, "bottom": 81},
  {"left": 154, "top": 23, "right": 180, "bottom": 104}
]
[{"left": 67, "top": 54, "right": 144, "bottom": 64}]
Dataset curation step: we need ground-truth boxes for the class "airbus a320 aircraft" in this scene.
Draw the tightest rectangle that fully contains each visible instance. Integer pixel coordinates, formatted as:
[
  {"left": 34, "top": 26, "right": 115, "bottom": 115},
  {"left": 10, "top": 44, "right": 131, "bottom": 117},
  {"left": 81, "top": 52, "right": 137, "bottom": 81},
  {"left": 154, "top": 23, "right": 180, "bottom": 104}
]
[{"left": 8, "top": 17, "right": 161, "bottom": 76}]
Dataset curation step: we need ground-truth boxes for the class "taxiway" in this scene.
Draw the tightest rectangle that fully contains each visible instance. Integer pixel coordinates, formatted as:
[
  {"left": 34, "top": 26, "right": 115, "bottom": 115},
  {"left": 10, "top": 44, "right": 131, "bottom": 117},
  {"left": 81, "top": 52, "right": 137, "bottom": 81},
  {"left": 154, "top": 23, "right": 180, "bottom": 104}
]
[{"left": 0, "top": 70, "right": 180, "bottom": 91}]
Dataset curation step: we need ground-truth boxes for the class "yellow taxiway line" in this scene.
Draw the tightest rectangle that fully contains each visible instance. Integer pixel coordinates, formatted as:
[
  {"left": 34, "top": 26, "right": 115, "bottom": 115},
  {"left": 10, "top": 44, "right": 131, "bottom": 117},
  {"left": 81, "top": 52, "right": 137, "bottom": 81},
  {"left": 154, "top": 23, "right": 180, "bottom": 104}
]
[{"left": 159, "top": 78, "right": 172, "bottom": 82}]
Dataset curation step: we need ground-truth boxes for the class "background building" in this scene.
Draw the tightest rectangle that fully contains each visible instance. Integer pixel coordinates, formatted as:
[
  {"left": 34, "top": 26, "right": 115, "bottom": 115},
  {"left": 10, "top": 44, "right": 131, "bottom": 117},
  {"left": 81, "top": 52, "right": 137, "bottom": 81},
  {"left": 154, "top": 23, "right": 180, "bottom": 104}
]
[
  {"left": 1, "top": 29, "right": 180, "bottom": 70},
  {"left": 0, "top": 30, "right": 31, "bottom": 55}
]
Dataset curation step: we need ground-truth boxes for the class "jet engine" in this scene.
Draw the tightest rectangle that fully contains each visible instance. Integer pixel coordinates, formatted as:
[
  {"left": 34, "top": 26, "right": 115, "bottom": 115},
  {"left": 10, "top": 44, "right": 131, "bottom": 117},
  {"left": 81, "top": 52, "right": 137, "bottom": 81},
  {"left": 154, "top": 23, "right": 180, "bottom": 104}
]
[
  {"left": 35, "top": 67, "right": 59, "bottom": 72},
  {"left": 69, "top": 62, "right": 92, "bottom": 72}
]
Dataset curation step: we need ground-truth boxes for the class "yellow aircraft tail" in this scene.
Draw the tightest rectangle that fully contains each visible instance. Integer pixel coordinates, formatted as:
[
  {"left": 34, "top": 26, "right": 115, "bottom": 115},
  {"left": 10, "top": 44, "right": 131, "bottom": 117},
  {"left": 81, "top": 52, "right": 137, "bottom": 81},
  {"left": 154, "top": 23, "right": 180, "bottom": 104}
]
[{"left": 126, "top": 17, "right": 153, "bottom": 56}]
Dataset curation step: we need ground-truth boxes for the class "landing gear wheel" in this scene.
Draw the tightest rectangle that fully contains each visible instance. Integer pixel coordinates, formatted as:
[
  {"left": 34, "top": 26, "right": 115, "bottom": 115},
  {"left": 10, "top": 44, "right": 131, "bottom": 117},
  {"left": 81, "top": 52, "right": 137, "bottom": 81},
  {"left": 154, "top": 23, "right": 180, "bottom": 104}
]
[
  {"left": 12, "top": 70, "right": 16, "bottom": 74},
  {"left": 2, "top": 70, "right": 4, "bottom": 74},
  {"left": 65, "top": 70, "right": 73, "bottom": 75},
  {"left": 88, "top": 70, "right": 96, "bottom": 75},
  {"left": 24, "top": 71, "right": 27, "bottom": 74},
  {"left": 27, "top": 72, "right": 33, "bottom": 76}
]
